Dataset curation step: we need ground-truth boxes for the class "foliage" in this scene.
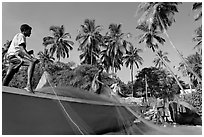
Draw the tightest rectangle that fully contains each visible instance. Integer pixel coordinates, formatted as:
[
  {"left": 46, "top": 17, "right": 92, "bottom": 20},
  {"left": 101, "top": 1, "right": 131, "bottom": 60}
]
[
  {"left": 2, "top": 63, "right": 44, "bottom": 89},
  {"left": 136, "top": 2, "right": 181, "bottom": 32},
  {"left": 192, "top": 2, "right": 202, "bottom": 21},
  {"left": 123, "top": 44, "right": 143, "bottom": 96},
  {"left": 2, "top": 62, "right": 73, "bottom": 89},
  {"left": 37, "top": 48, "right": 55, "bottom": 71},
  {"left": 101, "top": 23, "right": 130, "bottom": 73},
  {"left": 193, "top": 26, "right": 202, "bottom": 54},
  {"left": 153, "top": 50, "right": 170, "bottom": 68},
  {"left": 76, "top": 19, "right": 103, "bottom": 65},
  {"left": 182, "top": 87, "right": 202, "bottom": 115},
  {"left": 43, "top": 25, "right": 74, "bottom": 61},
  {"left": 51, "top": 64, "right": 118, "bottom": 92},
  {"left": 178, "top": 52, "right": 202, "bottom": 88},
  {"left": 136, "top": 22, "right": 165, "bottom": 52},
  {"left": 134, "top": 67, "right": 185, "bottom": 99},
  {"left": 2, "top": 40, "right": 12, "bottom": 61},
  {"left": 123, "top": 44, "right": 143, "bottom": 70},
  {"left": 192, "top": 3, "right": 202, "bottom": 55}
]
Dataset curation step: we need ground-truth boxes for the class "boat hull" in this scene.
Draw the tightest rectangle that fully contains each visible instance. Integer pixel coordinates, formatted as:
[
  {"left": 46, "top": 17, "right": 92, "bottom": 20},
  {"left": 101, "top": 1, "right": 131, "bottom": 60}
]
[{"left": 2, "top": 86, "right": 135, "bottom": 135}]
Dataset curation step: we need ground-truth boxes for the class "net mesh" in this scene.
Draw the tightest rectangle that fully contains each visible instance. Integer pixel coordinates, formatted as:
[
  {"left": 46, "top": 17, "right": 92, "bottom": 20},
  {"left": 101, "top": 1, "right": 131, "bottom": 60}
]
[{"left": 35, "top": 73, "right": 202, "bottom": 135}]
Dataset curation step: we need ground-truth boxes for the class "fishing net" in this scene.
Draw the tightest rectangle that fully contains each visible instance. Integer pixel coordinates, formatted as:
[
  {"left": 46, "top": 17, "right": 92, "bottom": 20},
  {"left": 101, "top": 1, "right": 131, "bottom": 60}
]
[
  {"left": 15, "top": 71, "right": 200, "bottom": 135},
  {"left": 36, "top": 85, "right": 202, "bottom": 135}
]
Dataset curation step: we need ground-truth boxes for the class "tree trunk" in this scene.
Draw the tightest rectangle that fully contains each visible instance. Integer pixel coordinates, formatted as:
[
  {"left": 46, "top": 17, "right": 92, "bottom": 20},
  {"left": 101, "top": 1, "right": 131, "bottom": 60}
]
[
  {"left": 145, "top": 74, "right": 148, "bottom": 104},
  {"left": 156, "top": 52, "right": 185, "bottom": 93},
  {"left": 112, "top": 53, "right": 115, "bottom": 75},
  {"left": 91, "top": 44, "right": 93, "bottom": 65},
  {"left": 131, "top": 65, "right": 134, "bottom": 97},
  {"left": 158, "top": 16, "right": 202, "bottom": 83}
]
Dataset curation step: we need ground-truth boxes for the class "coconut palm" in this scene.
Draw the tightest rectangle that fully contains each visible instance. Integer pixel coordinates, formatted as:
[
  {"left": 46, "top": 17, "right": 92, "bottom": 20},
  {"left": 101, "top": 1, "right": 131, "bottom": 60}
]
[
  {"left": 76, "top": 19, "right": 103, "bottom": 65},
  {"left": 153, "top": 50, "right": 185, "bottom": 92},
  {"left": 123, "top": 44, "right": 143, "bottom": 96},
  {"left": 136, "top": 2, "right": 201, "bottom": 83},
  {"left": 43, "top": 25, "right": 74, "bottom": 62},
  {"left": 137, "top": 23, "right": 184, "bottom": 92},
  {"left": 192, "top": 2, "right": 202, "bottom": 21},
  {"left": 136, "top": 2, "right": 180, "bottom": 31},
  {"left": 186, "top": 53, "right": 202, "bottom": 87},
  {"left": 102, "top": 23, "right": 130, "bottom": 74},
  {"left": 193, "top": 26, "right": 202, "bottom": 54},
  {"left": 178, "top": 52, "right": 202, "bottom": 83},
  {"left": 192, "top": 3, "right": 202, "bottom": 55},
  {"left": 136, "top": 22, "right": 165, "bottom": 52},
  {"left": 153, "top": 50, "right": 170, "bottom": 68}
]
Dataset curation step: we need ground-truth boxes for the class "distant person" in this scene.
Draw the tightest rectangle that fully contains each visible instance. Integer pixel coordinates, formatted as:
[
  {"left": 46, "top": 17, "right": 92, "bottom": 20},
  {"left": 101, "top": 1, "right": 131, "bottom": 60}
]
[
  {"left": 155, "top": 97, "right": 165, "bottom": 124},
  {"left": 3, "top": 24, "right": 38, "bottom": 93},
  {"left": 110, "top": 82, "right": 121, "bottom": 96},
  {"left": 91, "top": 66, "right": 104, "bottom": 94}
]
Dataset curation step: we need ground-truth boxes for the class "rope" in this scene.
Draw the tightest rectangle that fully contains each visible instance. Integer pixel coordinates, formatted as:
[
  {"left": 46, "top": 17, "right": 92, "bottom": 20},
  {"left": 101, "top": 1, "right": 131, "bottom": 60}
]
[{"left": 45, "top": 73, "right": 85, "bottom": 135}]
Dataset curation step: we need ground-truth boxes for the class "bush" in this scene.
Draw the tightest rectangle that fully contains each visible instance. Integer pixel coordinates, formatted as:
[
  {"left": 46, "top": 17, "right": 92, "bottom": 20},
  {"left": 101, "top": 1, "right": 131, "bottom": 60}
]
[
  {"left": 2, "top": 63, "right": 44, "bottom": 89},
  {"left": 182, "top": 89, "right": 202, "bottom": 115}
]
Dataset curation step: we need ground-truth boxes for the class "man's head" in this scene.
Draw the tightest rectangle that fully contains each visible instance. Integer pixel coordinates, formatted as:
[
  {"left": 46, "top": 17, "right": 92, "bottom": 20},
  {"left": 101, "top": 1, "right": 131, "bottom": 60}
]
[{"left": 20, "top": 24, "right": 32, "bottom": 37}]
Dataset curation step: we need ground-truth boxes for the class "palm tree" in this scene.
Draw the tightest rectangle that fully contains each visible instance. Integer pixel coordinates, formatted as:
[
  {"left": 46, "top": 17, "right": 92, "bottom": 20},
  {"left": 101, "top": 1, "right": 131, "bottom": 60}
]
[
  {"left": 136, "top": 22, "right": 165, "bottom": 52},
  {"left": 43, "top": 25, "right": 74, "bottom": 62},
  {"left": 76, "top": 19, "right": 103, "bottom": 65},
  {"left": 193, "top": 26, "right": 202, "bottom": 54},
  {"left": 153, "top": 50, "right": 170, "bottom": 68},
  {"left": 178, "top": 52, "right": 202, "bottom": 86},
  {"left": 137, "top": 23, "right": 185, "bottom": 92},
  {"left": 192, "top": 3, "right": 202, "bottom": 55},
  {"left": 123, "top": 44, "right": 143, "bottom": 97},
  {"left": 153, "top": 50, "right": 184, "bottom": 92},
  {"left": 186, "top": 52, "right": 202, "bottom": 86},
  {"left": 136, "top": 2, "right": 201, "bottom": 83},
  {"left": 102, "top": 23, "right": 130, "bottom": 74},
  {"left": 192, "top": 2, "right": 202, "bottom": 21}
]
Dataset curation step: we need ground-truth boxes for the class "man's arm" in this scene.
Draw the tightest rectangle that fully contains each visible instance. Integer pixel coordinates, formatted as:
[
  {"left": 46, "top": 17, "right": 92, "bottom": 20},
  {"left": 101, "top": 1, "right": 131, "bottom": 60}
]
[{"left": 18, "top": 43, "right": 35, "bottom": 61}]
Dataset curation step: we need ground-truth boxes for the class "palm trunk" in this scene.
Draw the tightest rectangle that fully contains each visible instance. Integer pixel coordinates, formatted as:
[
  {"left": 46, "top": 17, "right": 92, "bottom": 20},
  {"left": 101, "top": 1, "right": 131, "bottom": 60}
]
[
  {"left": 145, "top": 74, "right": 148, "bottom": 104},
  {"left": 158, "top": 16, "right": 202, "bottom": 83},
  {"left": 112, "top": 54, "right": 115, "bottom": 75},
  {"left": 185, "top": 65, "right": 192, "bottom": 93},
  {"left": 156, "top": 52, "right": 185, "bottom": 93},
  {"left": 90, "top": 44, "right": 93, "bottom": 65},
  {"left": 131, "top": 65, "right": 134, "bottom": 97},
  {"left": 164, "top": 29, "right": 201, "bottom": 83}
]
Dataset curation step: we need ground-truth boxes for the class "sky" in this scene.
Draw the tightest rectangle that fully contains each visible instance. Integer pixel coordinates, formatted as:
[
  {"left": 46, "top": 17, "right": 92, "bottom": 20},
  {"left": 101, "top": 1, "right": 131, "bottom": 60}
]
[{"left": 2, "top": 2, "right": 201, "bottom": 84}]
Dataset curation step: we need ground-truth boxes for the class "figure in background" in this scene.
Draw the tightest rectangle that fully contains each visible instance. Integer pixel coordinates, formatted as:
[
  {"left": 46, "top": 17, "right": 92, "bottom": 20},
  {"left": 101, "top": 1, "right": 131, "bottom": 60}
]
[{"left": 91, "top": 66, "right": 104, "bottom": 94}]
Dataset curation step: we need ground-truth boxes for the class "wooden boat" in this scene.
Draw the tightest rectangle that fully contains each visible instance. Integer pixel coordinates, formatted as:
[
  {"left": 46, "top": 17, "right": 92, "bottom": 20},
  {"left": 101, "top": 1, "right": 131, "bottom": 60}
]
[{"left": 2, "top": 86, "right": 141, "bottom": 135}]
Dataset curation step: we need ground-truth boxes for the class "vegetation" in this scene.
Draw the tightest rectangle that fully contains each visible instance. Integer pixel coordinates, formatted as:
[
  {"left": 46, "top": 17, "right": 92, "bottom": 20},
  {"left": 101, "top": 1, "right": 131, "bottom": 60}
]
[
  {"left": 101, "top": 23, "right": 130, "bottom": 73},
  {"left": 123, "top": 44, "right": 143, "bottom": 96},
  {"left": 136, "top": 2, "right": 201, "bottom": 83},
  {"left": 2, "top": 2, "right": 202, "bottom": 115},
  {"left": 76, "top": 19, "right": 103, "bottom": 65},
  {"left": 133, "top": 67, "right": 185, "bottom": 99},
  {"left": 43, "top": 25, "right": 74, "bottom": 62}
]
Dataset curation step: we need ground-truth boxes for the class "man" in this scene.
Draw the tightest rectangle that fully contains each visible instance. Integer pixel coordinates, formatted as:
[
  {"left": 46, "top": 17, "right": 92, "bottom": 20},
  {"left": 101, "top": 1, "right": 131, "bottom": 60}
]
[
  {"left": 3, "top": 24, "right": 38, "bottom": 93},
  {"left": 155, "top": 97, "right": 165, "bottom": 124},
  {"left": 91, "top": 66, "right": 104, "bottom": 94}
]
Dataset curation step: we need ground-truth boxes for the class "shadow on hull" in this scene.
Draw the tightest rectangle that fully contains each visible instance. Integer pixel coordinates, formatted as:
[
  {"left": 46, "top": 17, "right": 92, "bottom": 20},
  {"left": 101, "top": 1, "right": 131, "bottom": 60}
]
[{"left": 2, "top": 86, "right": 137, "bottom": 135}]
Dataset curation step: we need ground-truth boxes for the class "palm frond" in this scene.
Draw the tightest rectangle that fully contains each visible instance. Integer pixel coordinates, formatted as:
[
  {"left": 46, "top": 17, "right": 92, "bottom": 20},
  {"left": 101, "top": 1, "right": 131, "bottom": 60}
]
[{"left": 192, "top": 2, "right": 202, "bottom": 10}]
